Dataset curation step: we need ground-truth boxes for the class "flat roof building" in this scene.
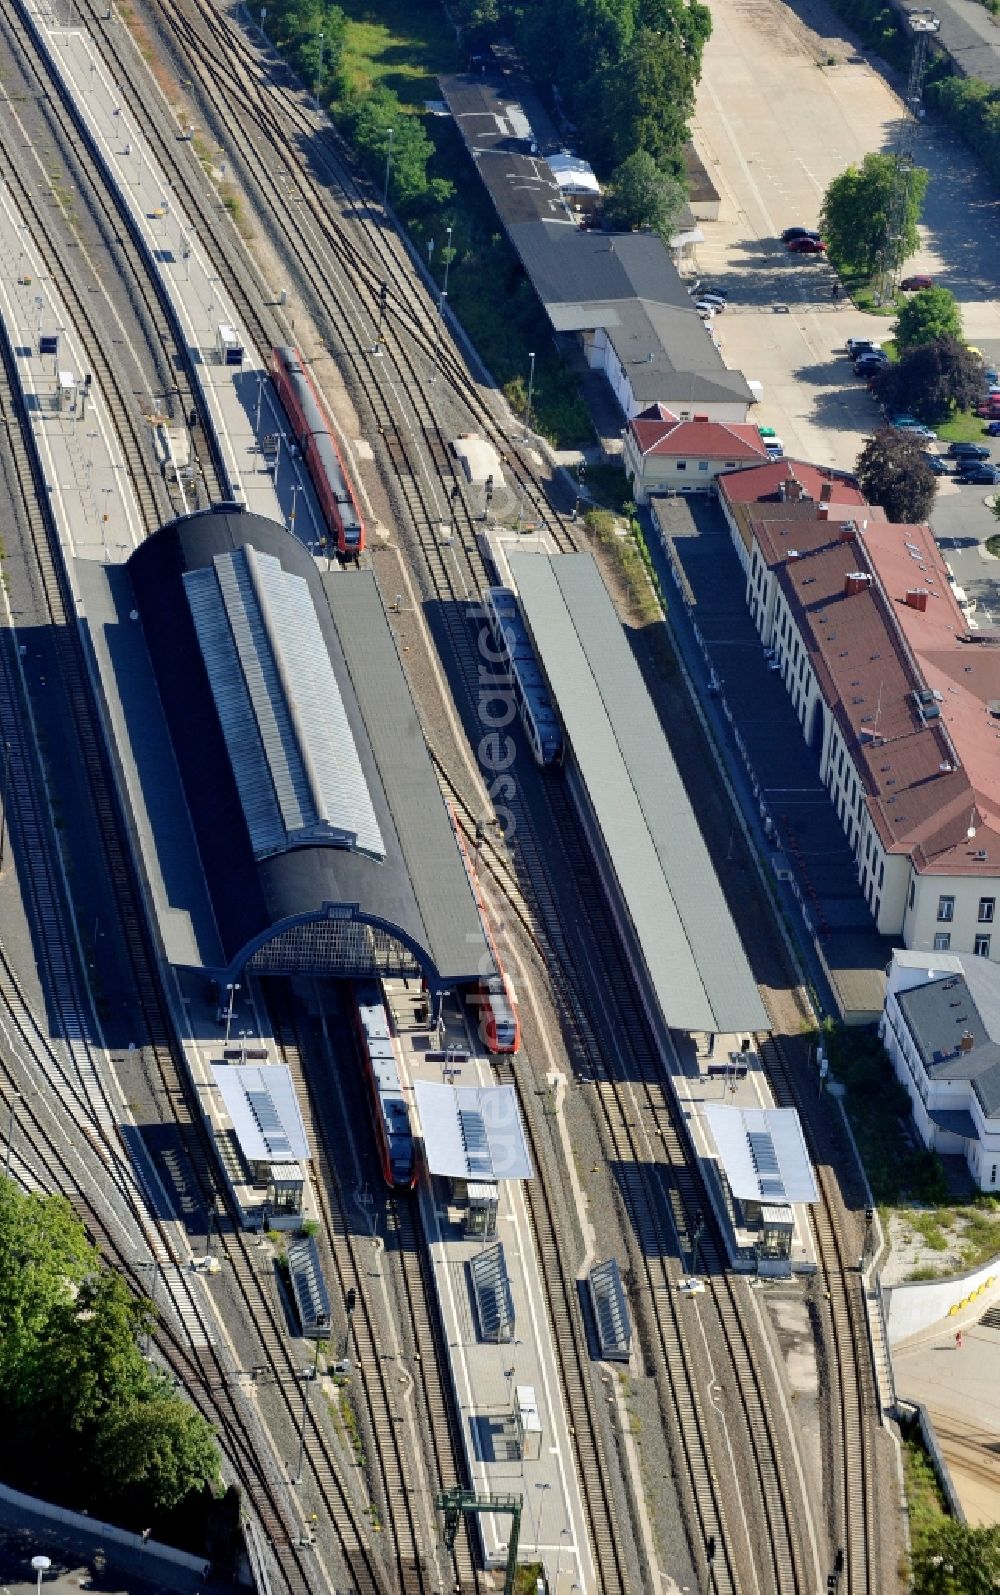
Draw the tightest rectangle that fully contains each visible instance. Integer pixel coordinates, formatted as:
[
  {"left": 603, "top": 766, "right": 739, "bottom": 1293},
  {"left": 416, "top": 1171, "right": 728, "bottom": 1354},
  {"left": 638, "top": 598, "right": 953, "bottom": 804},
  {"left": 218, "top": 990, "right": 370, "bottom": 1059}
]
[
  {"left": 115, "top": 506, "right": 489, "bottom": 997},
  {"left": 511, "top": 552, "right": 768, "bottom": 1037}
]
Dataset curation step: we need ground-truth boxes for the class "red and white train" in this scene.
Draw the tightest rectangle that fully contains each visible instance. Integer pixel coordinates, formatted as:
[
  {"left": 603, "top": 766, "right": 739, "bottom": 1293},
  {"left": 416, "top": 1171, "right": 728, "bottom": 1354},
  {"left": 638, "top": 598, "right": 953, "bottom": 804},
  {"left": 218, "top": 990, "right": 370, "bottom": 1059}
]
[
  {"left": 269, "top": 345, "right": 366, "bottom": 558},
  {"left": 352, "top": 980, "right": 416, "bottom": 1190},
  {"left": 452, "top": 815, "right": 521, "bottom": 1055}
]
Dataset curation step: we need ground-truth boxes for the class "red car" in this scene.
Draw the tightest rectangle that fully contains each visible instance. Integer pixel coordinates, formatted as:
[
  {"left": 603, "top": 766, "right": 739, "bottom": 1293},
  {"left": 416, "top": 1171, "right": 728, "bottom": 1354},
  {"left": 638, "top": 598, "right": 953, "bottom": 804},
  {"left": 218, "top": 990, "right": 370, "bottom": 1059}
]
[
  {"left": 788, "top": 236, "right": 826, "bottom": 254},
  {"left": 899, "top": 274, "right": 934, "bottom": 290}
]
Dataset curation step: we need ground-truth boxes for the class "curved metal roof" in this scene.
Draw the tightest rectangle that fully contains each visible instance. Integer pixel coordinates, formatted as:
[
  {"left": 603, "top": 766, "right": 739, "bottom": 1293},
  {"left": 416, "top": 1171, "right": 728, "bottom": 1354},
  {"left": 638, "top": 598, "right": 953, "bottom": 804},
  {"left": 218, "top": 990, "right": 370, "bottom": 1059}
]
[{"left": 126, "top": 508, "right": 489, "bottom": 988}]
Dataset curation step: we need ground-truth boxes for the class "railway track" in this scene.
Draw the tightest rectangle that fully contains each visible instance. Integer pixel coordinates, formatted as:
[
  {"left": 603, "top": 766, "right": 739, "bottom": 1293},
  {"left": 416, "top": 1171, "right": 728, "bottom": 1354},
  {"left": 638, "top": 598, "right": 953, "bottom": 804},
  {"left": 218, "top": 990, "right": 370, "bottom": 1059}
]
[
  {"left": 0, "top": 181, "right": 402, "bottom": 1595},
  {"left": 758, "top": 1034, "right": 879, "bottom": 1595},
  {"left": 268, "top": 982, "right": 474, "bottom": 1595}
]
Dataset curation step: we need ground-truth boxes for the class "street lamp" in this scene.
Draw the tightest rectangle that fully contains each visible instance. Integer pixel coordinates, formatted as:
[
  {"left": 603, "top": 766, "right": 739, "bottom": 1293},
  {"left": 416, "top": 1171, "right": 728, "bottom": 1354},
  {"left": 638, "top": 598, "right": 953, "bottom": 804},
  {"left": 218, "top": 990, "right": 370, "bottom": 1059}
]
[
  {"left": 31, "top": 1556, "right": 51, "bottom": 1593},
  {"left": 382, "top": 126, "right": 395, "bottom": 208},
  {"left": 222, "top": 982, "right": 240, "bottom": 1045},
  {"left": 442, "top": 223, "right": 454, "bottom": 299},
  {"left": 524, "top": 350, "right": 536, "bottom": 441},
  {"left": 372, "top": 279, "right": 389, "bottom": 355},
  {"left": 294, "top": 1337, "right": 323, "bottom": 1484},
  {"left": 314, "top": 30, "right": 324, "bottom": 106},
  {"left": 0, "top": 740, "right": 11, "bottom": 874},
  {"left": 532, "top": 1481, "right": 551, "bottom": 1551},
  {"left": 557, "top": 1526, "right": 571, "bottom": 1588}
]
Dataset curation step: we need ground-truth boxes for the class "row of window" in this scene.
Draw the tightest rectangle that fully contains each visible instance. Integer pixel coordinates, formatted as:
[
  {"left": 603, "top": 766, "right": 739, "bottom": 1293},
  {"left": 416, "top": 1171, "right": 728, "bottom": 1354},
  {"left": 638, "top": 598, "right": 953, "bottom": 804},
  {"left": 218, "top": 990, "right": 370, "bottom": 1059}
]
[
  {"left": 933, "top": 931, "right": 991, "bottom": 957},
  {"left": 937, "top": 894, "right": 995, "bottom": 924}
]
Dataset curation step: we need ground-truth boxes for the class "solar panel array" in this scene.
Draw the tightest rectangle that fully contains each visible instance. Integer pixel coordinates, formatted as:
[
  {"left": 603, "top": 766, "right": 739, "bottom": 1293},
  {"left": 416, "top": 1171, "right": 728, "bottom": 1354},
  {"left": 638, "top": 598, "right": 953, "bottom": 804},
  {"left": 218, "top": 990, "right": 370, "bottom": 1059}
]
[
  {"left": 747, "top": 1129, "right": 786, "bottom": 1201},
  {"left": 183, "top": 548, "right": 384, "bottom": 861},
  {"left": 458, "top": 1105, "right": 493, "bottom": 1181},
  {"left": 245, "top": 1086, "right": 293, "bottom": 1159}
]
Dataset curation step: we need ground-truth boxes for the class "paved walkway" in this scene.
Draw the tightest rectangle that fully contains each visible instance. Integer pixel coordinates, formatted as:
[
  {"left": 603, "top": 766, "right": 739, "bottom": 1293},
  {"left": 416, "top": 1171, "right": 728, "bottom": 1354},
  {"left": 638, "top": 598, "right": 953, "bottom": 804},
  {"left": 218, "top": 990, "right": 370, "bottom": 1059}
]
[{"left": 894, "top": 1314, "right": 1000, "bottom": 1524}]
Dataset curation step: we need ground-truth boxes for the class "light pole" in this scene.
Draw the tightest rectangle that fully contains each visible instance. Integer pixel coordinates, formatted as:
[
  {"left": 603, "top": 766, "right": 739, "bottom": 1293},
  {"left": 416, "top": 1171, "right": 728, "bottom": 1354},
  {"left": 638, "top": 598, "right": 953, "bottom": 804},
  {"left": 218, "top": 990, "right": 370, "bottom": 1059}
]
[
  {"left": 223, "top": 982, "right": 239, "bottom": 1045},
  {"left": 372, "top": 280, "right": 389, "bottom": 355},
  {"left": 557, "top": 1526, "right": 571, "bottom": 1589},
  {"left": 4, "top": 1094, "right": 19, "bottom": 1180},
  {"left": 255, "top": 373, "right": 265, "bottom": 432},
  {"left": 0, "top": 739, "right": 11, "bottom": 873},
  {"left": 442, "top": 224, "right": 454, "bottom": 299},
  {"left": 288, "top": 481, "right": 300, "bottom": 535},
  {"left": 702, "top": 1534, "right": 717, "bottom": 1595},
  {"left": 294, "top": 1337, "right": 323, "bottom": 1484},
  {"left": 532, "top": 1481, "right": 551, "bottom": 1552},
  {"left": 524, "top": 350, "right": 536, "bottom": 441},
  {"left": 382, "top": 126, "right": 395, "bottom": 207},
  {"left": 314, "top": 30, "right": 324, "bottom": 106},
  {"left": 31, "top": 1556, "right": 51, "bottom": 1593},
  {"left": 689, "top": 1208, "right": 705, "bottom": 1275}
]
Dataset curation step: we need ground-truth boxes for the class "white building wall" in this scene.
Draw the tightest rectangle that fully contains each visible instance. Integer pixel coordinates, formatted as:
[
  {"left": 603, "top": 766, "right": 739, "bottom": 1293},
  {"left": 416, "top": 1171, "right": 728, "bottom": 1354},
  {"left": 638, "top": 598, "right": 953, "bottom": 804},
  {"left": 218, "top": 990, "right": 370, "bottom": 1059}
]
[{"left": 904, "top": 873, "right": 1000, "bottom": 964}]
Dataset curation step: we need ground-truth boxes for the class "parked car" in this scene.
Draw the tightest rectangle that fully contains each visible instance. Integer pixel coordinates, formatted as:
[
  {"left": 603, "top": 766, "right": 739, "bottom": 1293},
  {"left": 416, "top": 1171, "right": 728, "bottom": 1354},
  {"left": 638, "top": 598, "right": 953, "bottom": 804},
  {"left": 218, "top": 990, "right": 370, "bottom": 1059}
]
[
  {"left": 957, "top": 463, "right": 1000, "bottom": 484},
  {"left": 697, "top": 284, "right": 729, "bottom": 300},
  {"left": 764, "top": 439, "right": 785, "bottom": 457},
  {"left": 948, "top": 442, "right": 991, "bottom": 461},
  {"left": 893, "top": 420, "right": 938, "bottom": 440},
  {"left": 976, "top": 400, "right": 1000, "bottom": 418},
  {"left": 886, "top": 411, "right": 919, "bottom": 425},
  {"left": 847, "top": 338, "right": 881, "bottom": 358},
  {"left": 921, "top": 452, "right": 954, "bottom": 476},
  {"left": 788, "top": 236, "right": 826, "bottom": 254},
  {"left": 855, "top": 354, "right": 888, "bottom": 376},
  {"left": 984, "top": 422, "right": 1000, "bottom": 437},
  {"left": 694, "top": 298, "right": 726, "bottom": 315},
  {"left": 781, "top": 226, "right": 821, "bottom": 242},
  {"left": 899, "top": 274, "right": 935, "bottom": 291}
]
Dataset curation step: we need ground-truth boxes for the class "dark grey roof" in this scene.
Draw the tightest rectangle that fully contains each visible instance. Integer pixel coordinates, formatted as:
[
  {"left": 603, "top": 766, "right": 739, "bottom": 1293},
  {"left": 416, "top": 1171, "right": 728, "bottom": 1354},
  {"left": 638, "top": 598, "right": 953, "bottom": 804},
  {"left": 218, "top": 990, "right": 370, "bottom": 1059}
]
[
  {"left": 439, "top": 73, "right": 578, "bottom": 230},
  {"left": 126, "top": 508, "right": 488, "bottom": 987},
  {"left": 606, "top": 301, "right": 753, "bottom": 405},
  {"left": 509, "top": 222, "right": 691, "bottom": 313},
  {"left": 927, "top": 1107, "right": 978, "bottom": 1140},
  {"left": 896, "top": 967, "right": 1000, "bottom": 1118},
  {"left": 510, "top": 553, "right": 769, "bottom": 1035}
]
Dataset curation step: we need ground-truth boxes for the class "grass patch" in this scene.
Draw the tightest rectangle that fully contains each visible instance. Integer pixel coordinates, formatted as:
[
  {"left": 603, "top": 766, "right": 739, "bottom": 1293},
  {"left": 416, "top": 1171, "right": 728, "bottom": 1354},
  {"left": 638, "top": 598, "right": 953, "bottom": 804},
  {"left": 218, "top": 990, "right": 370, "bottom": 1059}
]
[
  {"left": 220, "top": 183, "right": 253, "bottom": 241},
  {"left": 934, "top": 409, "right": 991, "bottom": 443},
  {"left": 337, "top": 3, "right": 462, "bottom": 104},
  {"left": 583, "top": 509, "right": 660, "bottom": 627},
  {"left": 903, "top": 1426, "right": 949, "bottom": 1563},
  {"left": 514, "top": 1569, "right": 545, "bottom": 1595}
]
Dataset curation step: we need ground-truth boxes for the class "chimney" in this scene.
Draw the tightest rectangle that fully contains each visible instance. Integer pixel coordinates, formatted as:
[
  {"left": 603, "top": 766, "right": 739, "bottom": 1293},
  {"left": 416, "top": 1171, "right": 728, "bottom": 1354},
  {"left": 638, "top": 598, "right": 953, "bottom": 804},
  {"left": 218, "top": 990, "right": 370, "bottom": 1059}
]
[
  {"left": 838, "top": 522, "right": 857, "bottom": 543},
  {"left": 817, "top": 502, "right": 830, "bottom": 521},
  {"left": 820, "top": 482, "right": 834, "bottom": 503},
  {"left": 778, "top": 481, "right": 787, "bottom": 501},
  {"left": 905, "top": 589, "right": 928, "bottom": 612},
  {"left": 844, "top": 572, "right": 872, "bottom": 596},
  {"left": 785, "top": 477, "right": 803, "bottom": 503},
  {"left": 960, "top": 1031, "right": 975, "bottom": 1053}
]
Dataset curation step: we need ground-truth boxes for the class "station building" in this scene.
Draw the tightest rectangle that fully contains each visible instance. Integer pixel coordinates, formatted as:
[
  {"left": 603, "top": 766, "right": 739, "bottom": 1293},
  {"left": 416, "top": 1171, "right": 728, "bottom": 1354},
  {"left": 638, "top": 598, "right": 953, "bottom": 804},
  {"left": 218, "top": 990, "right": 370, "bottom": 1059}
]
[
  {"left": 79, "top": 505, "right": 491, "bottom": 1003},
  {"left": 714, "top": 465, "right": 1000, "bottom": 966}
]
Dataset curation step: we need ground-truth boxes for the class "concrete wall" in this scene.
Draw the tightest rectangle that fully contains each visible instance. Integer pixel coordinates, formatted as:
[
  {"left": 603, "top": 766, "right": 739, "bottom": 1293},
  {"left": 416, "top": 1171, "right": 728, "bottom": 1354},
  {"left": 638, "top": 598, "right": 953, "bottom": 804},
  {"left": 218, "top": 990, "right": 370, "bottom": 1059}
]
[
  {"left": 0, "top": 1481, "right": 211, "bottom": 1590},
  {"left": 885, "top": 1256, "right": 999, "bottom": 1345}
]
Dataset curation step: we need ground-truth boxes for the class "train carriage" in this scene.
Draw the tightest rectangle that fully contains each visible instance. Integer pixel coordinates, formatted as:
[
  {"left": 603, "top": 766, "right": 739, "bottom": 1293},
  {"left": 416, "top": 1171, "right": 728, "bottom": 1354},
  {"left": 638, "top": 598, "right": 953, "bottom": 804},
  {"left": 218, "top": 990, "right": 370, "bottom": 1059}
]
[
  {"left": 482, "top": 586, "right": 562, "bottom": 766},
  {"left": 451, "top": 812, "right": 521, "bottom": 1055},
  {"left": 270, "top": 346, "right": 365, "bottom": 557},
  {"left": 352, "top": 980, "right": 416, "bottom": 1189}
]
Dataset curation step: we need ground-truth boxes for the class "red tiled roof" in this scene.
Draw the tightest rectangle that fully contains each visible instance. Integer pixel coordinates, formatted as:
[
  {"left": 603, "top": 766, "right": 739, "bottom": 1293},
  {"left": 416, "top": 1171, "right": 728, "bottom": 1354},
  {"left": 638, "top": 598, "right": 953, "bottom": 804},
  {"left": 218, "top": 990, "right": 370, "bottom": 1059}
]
[
  {"left": 629, "top": 416, "right": 769, "bottom": 461},
  {"left": 756, "top": 513, "right": 1000, "bottom": 876},
  {"left": 719, "top": 458, "right": 865, "bottom": 507}
]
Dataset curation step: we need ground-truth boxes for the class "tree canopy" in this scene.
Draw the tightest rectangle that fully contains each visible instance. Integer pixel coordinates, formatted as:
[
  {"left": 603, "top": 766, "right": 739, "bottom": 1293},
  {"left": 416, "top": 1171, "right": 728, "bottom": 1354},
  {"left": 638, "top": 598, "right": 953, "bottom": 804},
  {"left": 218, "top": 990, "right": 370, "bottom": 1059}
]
[
  {"left": 912, "top": 1519, "right": 1000, "bottom": 1595},
  {"left": 820, "top": 152, "right": 928, "bottom": 278},
  {"left": 855, "top": 428, "right": 937, "bottom": 523},
  {"left": 874, "top": 337, "right": 984, "bottom": 422},
  {"left": 263, "top": 0, "right": 346, "bottom": 93},
  {"left": 344, "top": 88, "right": 452, "bottom": 209},
  {"left": 0, "top": 1181, "right": 219, "bottom": 1525},
  {"left": 604, "top": 151, "right": 687, "bottom": 239},
  {"left": 895, "top": 285, "right": 963, "bottom": 353}
]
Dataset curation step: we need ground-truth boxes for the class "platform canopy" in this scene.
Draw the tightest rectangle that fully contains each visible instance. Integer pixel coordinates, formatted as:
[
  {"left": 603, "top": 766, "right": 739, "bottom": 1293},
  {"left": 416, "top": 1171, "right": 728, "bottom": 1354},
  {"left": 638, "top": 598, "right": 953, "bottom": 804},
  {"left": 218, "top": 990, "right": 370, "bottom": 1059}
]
[
  {"left": 414, "top": 1082, "right": 533, "bottom": 1182},
  {"left": 702, "top": 1104, "right": 818, "bottom": 1205},
  {"left": 211, "top": 1063, "right": 310, "bottom": 1164}
]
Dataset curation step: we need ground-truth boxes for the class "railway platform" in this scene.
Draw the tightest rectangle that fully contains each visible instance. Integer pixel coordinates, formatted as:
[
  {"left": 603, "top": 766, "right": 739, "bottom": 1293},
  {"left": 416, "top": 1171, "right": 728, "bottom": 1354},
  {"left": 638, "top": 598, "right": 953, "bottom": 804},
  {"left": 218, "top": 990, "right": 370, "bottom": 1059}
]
[
  {"left": 0, "top": 180, "right": 144, "bottom": 566},
  {"left": 672, "top": 1030, "right": 820, "bottom": 1274},
  {"left": 27, "top": 3, "right": 325, "bottom": 544},
  {"left": 383, "top": 979, "right": 597, "bottom": 1594}
]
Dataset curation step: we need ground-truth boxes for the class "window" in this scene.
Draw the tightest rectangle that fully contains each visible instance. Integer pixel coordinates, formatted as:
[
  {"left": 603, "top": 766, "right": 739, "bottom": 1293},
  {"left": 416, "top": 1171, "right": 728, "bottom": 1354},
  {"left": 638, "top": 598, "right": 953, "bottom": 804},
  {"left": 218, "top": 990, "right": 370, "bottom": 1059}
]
[
  {"left": 698, "top": 460, "right": 710, "bottom": 472},
  {"left": 933, "top": 932, "right": 951, "bottom": 951},
  {"left": 975, "top": 934, "right": 992, "bottom": 958},
  {"left": 908, "top": 880, "right": 915, "bottom": 909},
  {"left": 878, "top": 860, "right": 885, "bottom": 890},
  {"left": 991, "top": 1166, "right": 997, "bottom": 1187},
  {"left": 937, "top": 896, "right": 955, "bottom": 922},
  {"left": 676, "top": 461, "right": 688, "bottom": 472},
  {"left": 979, "top": 898, "right": 996, "bottom": 924}
]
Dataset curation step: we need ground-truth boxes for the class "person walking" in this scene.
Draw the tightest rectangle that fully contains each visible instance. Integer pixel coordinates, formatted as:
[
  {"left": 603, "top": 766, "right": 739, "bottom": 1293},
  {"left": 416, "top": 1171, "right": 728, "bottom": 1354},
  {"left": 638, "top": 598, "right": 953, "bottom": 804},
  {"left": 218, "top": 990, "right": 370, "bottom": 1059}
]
[{"left": 955, "top": 1329, "right": 964, "bottom": 1350}]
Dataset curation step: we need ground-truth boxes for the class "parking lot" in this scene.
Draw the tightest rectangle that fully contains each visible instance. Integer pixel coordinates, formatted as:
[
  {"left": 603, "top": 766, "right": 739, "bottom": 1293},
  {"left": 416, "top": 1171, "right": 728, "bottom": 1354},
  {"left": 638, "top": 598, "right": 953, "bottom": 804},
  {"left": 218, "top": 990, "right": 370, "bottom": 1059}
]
[{"left": 690, "top": 0, "right": 1000, "bottom": 474}]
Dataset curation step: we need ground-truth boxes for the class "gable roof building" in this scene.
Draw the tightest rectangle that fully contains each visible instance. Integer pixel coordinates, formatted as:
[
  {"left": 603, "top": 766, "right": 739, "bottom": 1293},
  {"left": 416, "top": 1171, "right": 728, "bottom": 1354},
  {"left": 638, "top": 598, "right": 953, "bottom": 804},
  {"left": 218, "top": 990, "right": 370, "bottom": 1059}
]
[{"left": 624, "top": 404, "right": 769, "bottom": 500}]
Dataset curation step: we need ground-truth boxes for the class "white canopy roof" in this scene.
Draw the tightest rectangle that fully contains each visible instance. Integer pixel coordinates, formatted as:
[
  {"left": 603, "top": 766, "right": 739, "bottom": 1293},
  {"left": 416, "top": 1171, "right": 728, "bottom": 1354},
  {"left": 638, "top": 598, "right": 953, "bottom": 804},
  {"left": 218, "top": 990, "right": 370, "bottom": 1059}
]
[
  {"left": 702, "top": 1105, "right": 817, "bottom": 1204},
  {"left": 414, "top": 1082, "right": 532, "bottom": 1181}
]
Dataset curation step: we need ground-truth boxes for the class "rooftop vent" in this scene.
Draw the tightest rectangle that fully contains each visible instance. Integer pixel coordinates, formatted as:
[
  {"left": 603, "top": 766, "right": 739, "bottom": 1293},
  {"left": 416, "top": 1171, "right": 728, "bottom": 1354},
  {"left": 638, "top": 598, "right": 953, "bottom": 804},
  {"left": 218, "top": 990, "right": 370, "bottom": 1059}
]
[
  {"left": 839, "top": 523, "right": 858, "bottom": 544},
  {"left": 960, "top": 1031, "right": 976, "bottom": 1054},
  {"left": 973, "top": 850, "right": 988, "bottom": 862},
  {"left": 820, "top": 482, "right": 834, "bottom": 502},
  {"left": 844, "top": 571, "right": 872, "bottom": 596},
  {"left": 906, "top": 589, "right": 928, "bottom": 612},
  {"left": 817, "top": 503, "right": 830, "bottom": 521}
]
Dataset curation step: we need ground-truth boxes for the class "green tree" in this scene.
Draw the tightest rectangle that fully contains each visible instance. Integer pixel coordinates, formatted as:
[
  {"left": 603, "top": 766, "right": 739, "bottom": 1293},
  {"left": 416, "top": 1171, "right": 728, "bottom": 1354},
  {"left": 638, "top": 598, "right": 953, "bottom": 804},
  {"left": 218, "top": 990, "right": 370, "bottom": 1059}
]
[
  {"left": 855, "top": 428, "right": 937, "bottom": 523},
  {"left": 0, "top": 1184, "right": 94, "bottom": 1404},
  {"left": 346, "top": 88, "right": 449, "bottom": 209},
  {"left": 895, "top": 285, "right": 963, "bottom": 353},
  {"left": 584, "top": 27, "right": 697, "bottom": 173},
  {"left": 96, "top": 1386, "right": 221, "bottom": 1513},
  {"left": 912, "top": 1519, "right": 1000, "bottom": 1595},
  {"left": 820, "top": 152, "right": 928, "bottom": 278},
  {"left": 874, "top": 338, "right": 984, "bottom": 422},
  {"left": 604, "top": 151, "right": 687, "bottom": 239},
  {"left": 267, "top": 0, "right": 345, "bottom": 93},
  {"left": 26, "top": 1272, "right": 154, "bottom": 1433}
]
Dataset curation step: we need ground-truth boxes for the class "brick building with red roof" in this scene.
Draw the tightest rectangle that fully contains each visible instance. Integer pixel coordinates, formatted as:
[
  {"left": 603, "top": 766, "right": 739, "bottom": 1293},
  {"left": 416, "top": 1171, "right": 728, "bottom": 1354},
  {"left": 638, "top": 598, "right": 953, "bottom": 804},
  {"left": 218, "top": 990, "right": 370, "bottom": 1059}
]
[{"left": 623, "top": 404, "right": 769, "bottom": 503}]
